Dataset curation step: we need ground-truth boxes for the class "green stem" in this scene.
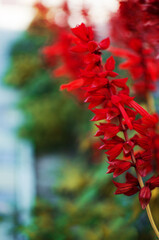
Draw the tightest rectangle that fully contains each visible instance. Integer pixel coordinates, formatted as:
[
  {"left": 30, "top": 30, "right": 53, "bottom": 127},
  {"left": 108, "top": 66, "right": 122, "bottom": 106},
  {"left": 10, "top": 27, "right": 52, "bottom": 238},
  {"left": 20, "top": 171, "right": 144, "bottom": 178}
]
[{"left": 146, "top": 205, "right": 159, "bottom": 238}]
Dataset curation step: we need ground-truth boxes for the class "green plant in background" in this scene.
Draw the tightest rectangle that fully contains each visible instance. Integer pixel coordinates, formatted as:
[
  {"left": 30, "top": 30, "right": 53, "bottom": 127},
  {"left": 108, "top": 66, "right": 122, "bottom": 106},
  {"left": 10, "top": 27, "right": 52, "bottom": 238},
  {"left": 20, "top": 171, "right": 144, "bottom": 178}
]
[{"left": 18, "top": 159, "right": 155, "bottom": 240}]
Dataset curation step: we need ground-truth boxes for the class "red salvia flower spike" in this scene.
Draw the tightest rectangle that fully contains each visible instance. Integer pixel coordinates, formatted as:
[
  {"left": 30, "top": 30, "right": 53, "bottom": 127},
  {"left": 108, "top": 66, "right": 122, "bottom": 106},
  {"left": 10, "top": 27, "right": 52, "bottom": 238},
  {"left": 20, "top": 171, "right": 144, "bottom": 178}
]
[{"left": 56, "top": 22, "right": 159, "bottom": 238}]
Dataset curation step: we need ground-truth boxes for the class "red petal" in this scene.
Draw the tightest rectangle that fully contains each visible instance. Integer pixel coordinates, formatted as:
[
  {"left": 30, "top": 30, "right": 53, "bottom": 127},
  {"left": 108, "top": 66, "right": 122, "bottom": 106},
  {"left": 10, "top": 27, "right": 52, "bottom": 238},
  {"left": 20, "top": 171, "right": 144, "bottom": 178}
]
[
  {"left": 129, "top": 38, "right": 142, "bottom": 51},
  {"left": 109, "top": 47, "right": 135, "bottom": 58},
  {"left": 123, "top": 141, "right": 134, "bottom": 155},
  {"left": 113, "top": 161, "right": 132, "bottom": 178},
  {"left": 133, "top": 122, "right": 148, "bottom": 136},
  {"left": 103, "top": 126, "right": 120, "bottom": 140},
  {"left": 100, "top": 136, "right": 124, "bottom": 150},
  {"left": 118, "top": 103, "right": 133, "bottom": 130},
  {"left": 60, "top": 78, "right": 84, "bottom": 91},
  {"left": 85, "top": 95, "right": 105, "bottom": 109},
  {"left": 99, "top": 37, "right": 110, "bottom": 50},
  {"left": 125, "top": 172, "right": 138, "bottom": 185},
  {"left": 105, "top": 56, "right": 115, "bottom": 71},
  {"left": 107, "top": 71, "right": 118, "bottom": 77},
  {"left": 84, "top": 53, "right": 101, "bottom": 64},
  {"left": 119, "top": 60, "right": 132, "bottom": 69},
  {"left": 136, "top": 159, "right": 152, "bottom": 177},
  {"left": 88, "top": 41, "right": 98, "bottom": 52},
  {"left": 111, "top": 78, "right": 128, "bottom": 88},
  {"left": 71, "top": 44, "right": 88, "bottom": 52},
  {"left": 113, "top": 182, "right": 138, "bottom": 195},
  {"left": 147, "top": 60, "right": 158, "bottom": 81},
  {"left": 146, "top": 176, "right": 159, "bottom": 190},
  {"left": 95, "top": 123, "right": 120, "bottom": 139},
  {"left": 124, "top": 187, "right": 139, "bottom": 196},
  {"left": 91, "top": 109, "right": 107, "bottom": 121},
  {"left": 106, "top": 143, "right": 123, "bottom": 161},
  {"left": 132, "top": 136, "right": 150, "bottom": 150},
  {"left": 105, "top": 107, "right": 120, "bottom": 120},
  {"left": 54, "top": 65, "right": 67, "bottom": 77},
  {"left": 128, "top": 100, "right": 154, "bottom": 122}
]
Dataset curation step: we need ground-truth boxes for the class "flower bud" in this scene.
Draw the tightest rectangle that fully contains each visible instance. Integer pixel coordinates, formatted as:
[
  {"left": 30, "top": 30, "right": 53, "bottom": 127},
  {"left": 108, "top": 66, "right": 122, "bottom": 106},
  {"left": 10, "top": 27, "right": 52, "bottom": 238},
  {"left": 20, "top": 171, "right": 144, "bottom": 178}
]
[{"left": 139, "top": 186, "right": 151, "bottom": 209}]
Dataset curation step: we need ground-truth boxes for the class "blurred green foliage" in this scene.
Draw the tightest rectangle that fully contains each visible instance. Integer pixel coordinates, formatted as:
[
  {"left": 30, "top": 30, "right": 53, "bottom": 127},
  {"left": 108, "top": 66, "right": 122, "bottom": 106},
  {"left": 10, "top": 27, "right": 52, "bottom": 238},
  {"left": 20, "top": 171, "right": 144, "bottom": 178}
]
[{"left": 18, "top": 160, "right": 156, "bottom": 240}]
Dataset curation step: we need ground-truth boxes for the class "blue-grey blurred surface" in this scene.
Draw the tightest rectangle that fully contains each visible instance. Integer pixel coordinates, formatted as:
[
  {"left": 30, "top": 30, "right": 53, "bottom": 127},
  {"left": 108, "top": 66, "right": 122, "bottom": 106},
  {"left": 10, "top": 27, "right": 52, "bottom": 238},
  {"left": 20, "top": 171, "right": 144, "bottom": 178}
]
[{"left": 0, "top": 29, "right": 35, "bottom": 239}]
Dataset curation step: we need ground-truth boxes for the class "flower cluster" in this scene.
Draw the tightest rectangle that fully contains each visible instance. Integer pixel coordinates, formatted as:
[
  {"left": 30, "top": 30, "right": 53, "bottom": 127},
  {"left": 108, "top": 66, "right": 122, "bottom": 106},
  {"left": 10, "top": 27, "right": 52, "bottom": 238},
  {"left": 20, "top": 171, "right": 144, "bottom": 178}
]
[
  {"left": 60, "top": 23, "right": 159, "bottom": 210},
  {"left": 109, "top": 0, "right": 159, "bottom": 175},
  {"left": 109, "top": 0, "right": 159, "bottom": 97}
]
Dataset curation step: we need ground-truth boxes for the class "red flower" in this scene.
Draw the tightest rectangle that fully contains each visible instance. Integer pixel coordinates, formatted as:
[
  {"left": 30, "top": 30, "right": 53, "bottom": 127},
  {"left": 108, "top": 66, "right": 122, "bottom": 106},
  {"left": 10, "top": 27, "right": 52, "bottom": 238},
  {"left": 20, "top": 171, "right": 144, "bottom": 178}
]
[
  {"left": 109, "top": 0, "right": 159, "bottom": 96},
  {"left": 106, "top": 159, "right": 132, "bottom": 178},
  {"left": 123, "top": 150, "right": 152, "bottom": 178},
  {"left": 136, "top": 159, "right": 152, "bottom": 177},
  {"left": 146, "top": 175, "right": 159, "bottom": 190},
  {"left": 131, "top": 135, "right": 151, "bottom": 150},
  {"left": 95, "top": 123, "right": 121, "bottom": 140},
  {"left": 139, "top": 175, "right": 159, "bottom": 209},
  {"left": 113, "top": 173, "right": 139, "bottom": 196},
  {"left": 71, "top": 23, "right": 94, "bottom": 42},
  {"left": 106, "top": 144, "right": 124, "bottom": 161}
]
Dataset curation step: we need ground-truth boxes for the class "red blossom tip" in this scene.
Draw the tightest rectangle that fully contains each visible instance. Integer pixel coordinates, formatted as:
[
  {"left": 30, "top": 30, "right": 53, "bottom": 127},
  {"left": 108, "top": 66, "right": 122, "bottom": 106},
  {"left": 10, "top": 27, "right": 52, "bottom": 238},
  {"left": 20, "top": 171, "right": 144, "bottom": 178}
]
[
  {"left": 99, "top": 37, "right": 110, "bottom": 50},
  {"left": 105, "top": 56, "right": 115, "bottom": 71},
  {"left": 71, "top": 23, "right": 94, "bottom": 42},
  {"left": 139, "top": 186, "right": 151, "bottom": 209}
]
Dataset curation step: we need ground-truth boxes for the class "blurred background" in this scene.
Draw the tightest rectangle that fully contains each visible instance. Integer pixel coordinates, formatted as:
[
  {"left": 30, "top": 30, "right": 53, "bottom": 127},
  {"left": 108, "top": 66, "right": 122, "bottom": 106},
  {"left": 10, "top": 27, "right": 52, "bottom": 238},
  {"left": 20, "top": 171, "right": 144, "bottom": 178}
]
[{"left": 0, "top": 0, "right": 159, "bottom": 239}]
